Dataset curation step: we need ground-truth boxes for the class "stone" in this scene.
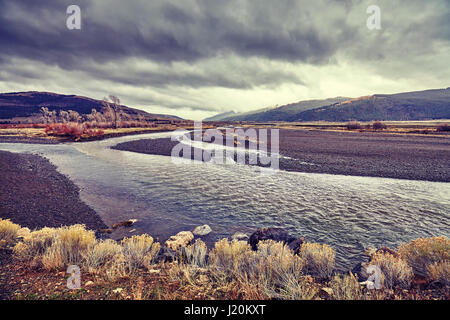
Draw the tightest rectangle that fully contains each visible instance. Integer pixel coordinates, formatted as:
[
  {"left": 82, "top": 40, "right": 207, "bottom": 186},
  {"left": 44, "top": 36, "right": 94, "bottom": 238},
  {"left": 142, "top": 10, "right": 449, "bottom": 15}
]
[
  {"left": 248, "top": 227, "right": 296, "bottom": 250},
  {"left": 85, "top": 281, "right": 94, "bottom": 287},
  {"left": 192, "top": 224, "right": 212, "bottom": 236},
  {"left": 157, "top": 246, "right": 177, "bottom": 263},
  {"left": 98, "top": 228, "right": 113, "bottom": 234},
  {"left": 112, "top": 288, "right": 123, "bottom": 294},
  {"left": 112, "top": 219, "right": 138, "bottom": 229},
  {"left": 351, "top": 262, "right": 369, "bottom": 281},
  {"left": 288, "top": 237, "right": 305, "bottom": 255},
  {"left": 165, "top": 231, "right": 194, "bottom": 251},
  {"left": 231, "top": 232, "right": 249, "bottom": 241}
]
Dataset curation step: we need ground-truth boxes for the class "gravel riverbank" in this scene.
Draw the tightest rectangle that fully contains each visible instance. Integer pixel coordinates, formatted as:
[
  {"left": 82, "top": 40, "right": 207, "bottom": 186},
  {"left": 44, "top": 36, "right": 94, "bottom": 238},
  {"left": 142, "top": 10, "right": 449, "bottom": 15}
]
[
  {"left": 112, "top": 129, "right": 450, "bottom": 182},
  {"left": 0, "top": 150, "right": 107, "bottom": 230}
]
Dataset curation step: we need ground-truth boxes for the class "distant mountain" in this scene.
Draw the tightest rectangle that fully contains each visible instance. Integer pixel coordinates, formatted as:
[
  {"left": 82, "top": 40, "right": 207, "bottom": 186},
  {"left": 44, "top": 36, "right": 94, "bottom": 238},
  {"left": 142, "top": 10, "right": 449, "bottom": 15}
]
[
  {"left": 295, "top": 88, "right": 450, "bottom": 122},
  {"left": 0, "top": 91, "right": 182, "bottom": 123},
  {"left": 204, "top": 111, "right": 238, "bottom": 121},
  {"left": 204, "top": 97, "right": 350, "bottom": 122},
  {"left": 204, "top": 88, "right": 450, "bottom": 122}
]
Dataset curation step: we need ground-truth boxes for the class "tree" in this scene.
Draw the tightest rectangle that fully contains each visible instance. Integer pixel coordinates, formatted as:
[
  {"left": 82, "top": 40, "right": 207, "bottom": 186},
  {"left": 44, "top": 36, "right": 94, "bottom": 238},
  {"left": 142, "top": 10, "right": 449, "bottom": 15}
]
[
  {"left": 102, "top": 95, "right": 121, "bottom": 129},
  {"left": 372, "top": 121, "right": 387, "bottom": 130},
  {"left": 40, "top": 107, "right": 51, "bottom": 124}
]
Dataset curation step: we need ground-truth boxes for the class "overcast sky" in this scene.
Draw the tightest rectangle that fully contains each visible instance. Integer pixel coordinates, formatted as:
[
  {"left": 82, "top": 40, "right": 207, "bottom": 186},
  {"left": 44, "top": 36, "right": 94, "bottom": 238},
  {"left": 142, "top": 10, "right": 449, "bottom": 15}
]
[{"left": 0, "top": 0, "right": 449, "bottom": 120}]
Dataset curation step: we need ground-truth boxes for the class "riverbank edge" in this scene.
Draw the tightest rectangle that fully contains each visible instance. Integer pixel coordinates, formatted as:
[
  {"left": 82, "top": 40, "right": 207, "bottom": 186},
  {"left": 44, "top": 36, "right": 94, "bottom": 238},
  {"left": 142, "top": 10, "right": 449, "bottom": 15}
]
[
  {"left": 0, "top": 150, "right": 108, "bottom": 231},
  {"left": 111, "top": 131, "right": 450, "bottom": 183}
]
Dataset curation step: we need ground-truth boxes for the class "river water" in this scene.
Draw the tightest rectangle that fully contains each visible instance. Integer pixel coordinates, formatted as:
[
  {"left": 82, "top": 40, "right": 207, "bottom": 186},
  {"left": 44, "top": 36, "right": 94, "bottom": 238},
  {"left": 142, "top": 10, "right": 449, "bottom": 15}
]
[{"left": 1, "top": 131, "right": 449, "bottom": 271}]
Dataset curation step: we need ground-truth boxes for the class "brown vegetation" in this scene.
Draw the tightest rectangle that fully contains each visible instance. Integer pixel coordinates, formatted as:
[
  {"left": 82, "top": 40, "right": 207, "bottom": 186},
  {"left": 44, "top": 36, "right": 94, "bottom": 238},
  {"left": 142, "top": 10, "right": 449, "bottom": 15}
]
[{"left": 0, "top": 219, "right": 448, "bottom": 300}]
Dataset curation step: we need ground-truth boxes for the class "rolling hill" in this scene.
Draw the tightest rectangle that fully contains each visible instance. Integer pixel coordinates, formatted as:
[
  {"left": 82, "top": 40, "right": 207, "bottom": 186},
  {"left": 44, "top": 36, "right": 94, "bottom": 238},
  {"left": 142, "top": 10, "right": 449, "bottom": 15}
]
[
  {"left": 205, "top": 88, "right": 450, "bottom": 122},
  {"left": 0, "top": 91, "right": 182, "bottom": 123}
]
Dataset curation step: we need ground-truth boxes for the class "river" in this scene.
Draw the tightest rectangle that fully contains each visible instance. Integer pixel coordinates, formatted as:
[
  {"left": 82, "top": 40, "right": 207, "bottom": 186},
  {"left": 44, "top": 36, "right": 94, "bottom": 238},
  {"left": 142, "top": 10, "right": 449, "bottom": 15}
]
[{"left": 1, "top": 131, "right": 449, "bottom": 271}]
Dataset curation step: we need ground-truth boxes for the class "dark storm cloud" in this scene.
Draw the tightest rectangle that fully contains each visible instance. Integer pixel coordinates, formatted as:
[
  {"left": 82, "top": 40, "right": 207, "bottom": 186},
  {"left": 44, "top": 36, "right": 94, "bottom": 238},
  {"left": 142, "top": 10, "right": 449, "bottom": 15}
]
[
  {"left": 0, "top": 0, "right": 449, "bottom": 117},
  {"left": 0, "top": 0, "right": 358, "bottom": 67}
]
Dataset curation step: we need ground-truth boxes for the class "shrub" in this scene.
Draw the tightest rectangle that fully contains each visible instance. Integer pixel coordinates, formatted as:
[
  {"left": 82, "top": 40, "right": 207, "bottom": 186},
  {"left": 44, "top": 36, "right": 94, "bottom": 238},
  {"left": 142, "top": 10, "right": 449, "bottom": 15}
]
[
  {"left": 183, "top": 239, "right": 208, "bottom": 268},
  {"left": 299, "top": 242, "right": 335, "bottom": 280},
  {"left": 121, "top": 234, "right": 161, "bottom": 273},
  {"left": 83, "top": 239, "right": 123, "bottom": 274},
  {"left": 250, "top": 240, "right": 307, "bottom": 299},
  {"left": 398, "top": 236, "right": 450, "bottom": 277},
  {"left": 346, "top": 121, "right": 362, "bottom": 130},
  {"left": 370, "top": 252, "right": 413, "bottom": 289},
  {"left": 427, "top": 261, "right": 450, "bottom": 286},
  {"left": 13, "top": 227, "right": 59, "bottom": 263},
  {"left": 329, "top": 273, "right": 364, "bottom": 300},
  {"left": 0, "top": 219, "right": 21, "bottom": 248},
  {"left": 102, "top": 253, "right": 128, "bottom": 282},
  {"left": 208, "top": 239, "right": 253, "bottom": 277},
  {"left": 206, "top": 239, "right": 312, "bottom": 299},
  {"left": 45, "top": 123, "right": 104, "bottom": 139},
  {"left": 41, "top": 225, "right": 96, "bottom": 270},
  {"left": 372, "top": 121, "right": 387, "bottom": 130},
  {"left": 436, "top": 124, "right": 450, "bottom": 132}
]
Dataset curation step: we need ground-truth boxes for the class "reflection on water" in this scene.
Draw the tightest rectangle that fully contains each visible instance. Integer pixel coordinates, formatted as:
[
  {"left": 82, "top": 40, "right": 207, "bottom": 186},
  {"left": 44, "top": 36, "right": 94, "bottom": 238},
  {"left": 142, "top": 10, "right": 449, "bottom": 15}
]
[{"left": 1, "top": 132, "right": 449, "bottom": 271}]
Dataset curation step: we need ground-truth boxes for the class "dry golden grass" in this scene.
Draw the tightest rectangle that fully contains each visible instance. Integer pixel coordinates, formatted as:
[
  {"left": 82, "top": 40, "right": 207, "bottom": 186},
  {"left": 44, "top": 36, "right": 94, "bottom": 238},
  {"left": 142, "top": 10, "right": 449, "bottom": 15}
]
[
  {"left": 427, "top": 261, "right": 450, "bottom": 286},
  {"left": 299, "top": 242, "right": 336, "bottom": 280},
  {"left": 13, "top": 227, "right": 59, "bottom": 264},
  {"left": 329, "top": 273, "right": 364, "bottom": 300},
  {"left": 370, "top": 252, "right": 413, "bottom": 289},
  {"left": 121, "top": 234, "right": 161, "bottom": 273},
  {"left": 7, "top": 220, "right": 449, "bottom": 300},
  {"left": 82, "top": 239, "right": 123, "bottom": 274},
  {"left": 183, "top": 239, "right": 208, "bottom": 268},
  {"left": 41, "top": 225, "right": 96, "bottom": 270},
  {"left": 399, "top": 236, "right": 450, "bottom": 277},
  {"left": 0, "top": 219, "right": 21, "bottom": 247}
]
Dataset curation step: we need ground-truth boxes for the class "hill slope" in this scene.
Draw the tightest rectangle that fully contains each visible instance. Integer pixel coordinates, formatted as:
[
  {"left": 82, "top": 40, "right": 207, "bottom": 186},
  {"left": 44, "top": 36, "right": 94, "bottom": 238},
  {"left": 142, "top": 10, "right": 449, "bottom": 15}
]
[
  {"left": 0, "top": 91, "right": 182, "bottom": 123},
  {"left": 205, "top": 97, "right": 350, "bottom": 122},
  {"left": 205, "top": 88, "right": 450, "bottom": 122},
  {"left": 295, "top": 88, "right": 450, "bottom": 122}
]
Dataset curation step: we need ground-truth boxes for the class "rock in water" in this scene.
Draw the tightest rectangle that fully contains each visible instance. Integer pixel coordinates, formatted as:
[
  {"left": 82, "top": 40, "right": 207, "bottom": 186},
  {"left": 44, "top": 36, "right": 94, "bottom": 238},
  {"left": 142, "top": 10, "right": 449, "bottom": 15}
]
[
  {"left": 288, "top": 237, "right": 305, "bottom": 254},
  {"left": 231, "top": 232, "right": 249, "bottom": 241},
  {"left": 351, "top": 262, "right": 369, "bottom": 281},
  {"left": 192, "top": 224, "right": 212, "bottom": 236},
  {"left": 248, "top": 227, "right": 296, "bottom": 250},
  {"left": 112, "top": 219, "right": 138, "bottom": 229},
  {"left": 165, "top": 231, "right": 194, "bottom": 251}
]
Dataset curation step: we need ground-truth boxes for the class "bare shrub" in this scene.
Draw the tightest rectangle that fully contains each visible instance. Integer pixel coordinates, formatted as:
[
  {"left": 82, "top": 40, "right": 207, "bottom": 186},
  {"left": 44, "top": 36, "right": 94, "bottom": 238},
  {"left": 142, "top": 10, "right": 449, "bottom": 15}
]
[
  {"left": 207, "top": 239, "right": 313, "bottom": 299},
  {"left": 41, "top": 225, "right": 96, "bottom": 270},
  {"left": 183, "top": 239, "right": 208, "bottom": 268},
  {"left": 370, "top": 252, "right": 413, "bottom": 289},
  {"left": 102, "top": 253, "right": 128, "bottom": 281},
  {"left": 329, "top": 273, "right": 364, "bottom": 300},
  {"left": 398, "top": 236, "right": 450, "bottom": 277},
  {"left": 83, "top": 239, "right": 123, "bottom": 274},
  {"left": 372, "top": 121, "right": 387, "bottom": 130},
  {"left": 436, "top": 124, "right": 450, "bottom": 132},
  {"left": 346, "top": 121, "right": 362, "bottom": 130},
  {"left": 299, "top": 242, "right": 335, "bottom": 279},
  {"left": 0, "top": 219, "right": 21, "bottom": 248},
  {"left": 208, "top": 239, "right": 253, "bottom": 277},
  {"left": 249, "top": 240, "right": 305, "bottom": 298},
  {"left": 275, "top": 274, "right": 318, "bottom": 300},
  {"left": 13, "top": 227, "right": 58, "bottom": 263},
  {"left": 121, "top": 234, "right": 161, "bottom": 273},
  {"left": 427, "top": 261, "right": 450, "bottom": 286}
]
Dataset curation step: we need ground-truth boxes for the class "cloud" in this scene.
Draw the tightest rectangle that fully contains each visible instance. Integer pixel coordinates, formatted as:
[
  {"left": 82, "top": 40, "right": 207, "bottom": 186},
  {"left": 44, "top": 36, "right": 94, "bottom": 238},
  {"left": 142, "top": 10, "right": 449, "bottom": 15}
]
[{"left": 0, "top": 0, "right": 449, "bottom": 119}]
